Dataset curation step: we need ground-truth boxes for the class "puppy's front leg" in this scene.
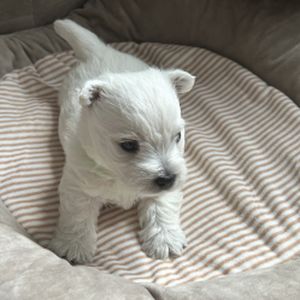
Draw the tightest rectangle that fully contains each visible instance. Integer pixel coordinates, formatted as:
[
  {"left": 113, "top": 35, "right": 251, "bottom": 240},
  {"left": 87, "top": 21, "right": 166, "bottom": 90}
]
[
  {"left": 48, "top": 188, "right": 100, "bottom": 264},
  {"left": 138, "top": 190, "right": 186, "bottom": 260}
]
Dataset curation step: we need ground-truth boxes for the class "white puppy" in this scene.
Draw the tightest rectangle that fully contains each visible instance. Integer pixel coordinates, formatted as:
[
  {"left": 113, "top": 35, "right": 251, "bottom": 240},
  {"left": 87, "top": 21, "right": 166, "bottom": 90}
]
[{"left": 48, "top": 19, "right": 195, "bottom": 263}]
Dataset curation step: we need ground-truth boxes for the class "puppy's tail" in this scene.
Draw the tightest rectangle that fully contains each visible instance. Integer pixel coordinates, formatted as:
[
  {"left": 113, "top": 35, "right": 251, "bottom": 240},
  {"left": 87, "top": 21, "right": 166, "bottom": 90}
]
[{"left": 54, "top": 19, "right": 106, "bottom": 61}]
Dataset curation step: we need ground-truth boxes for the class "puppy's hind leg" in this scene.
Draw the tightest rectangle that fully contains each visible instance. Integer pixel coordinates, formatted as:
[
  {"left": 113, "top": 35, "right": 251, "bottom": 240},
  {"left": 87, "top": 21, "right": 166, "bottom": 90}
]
[{"left": 138, "top": 190, "right": 186, "bottom": 260}]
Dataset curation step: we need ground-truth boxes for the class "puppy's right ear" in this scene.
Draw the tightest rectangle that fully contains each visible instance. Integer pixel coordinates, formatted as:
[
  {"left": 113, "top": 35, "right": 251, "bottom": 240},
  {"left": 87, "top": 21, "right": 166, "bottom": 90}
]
[
  {"left": 165, "top": 69, "right": 196, "bottom": 94},
  {"left": 79, "top": 80, "right": 105, "bottom": 107}
]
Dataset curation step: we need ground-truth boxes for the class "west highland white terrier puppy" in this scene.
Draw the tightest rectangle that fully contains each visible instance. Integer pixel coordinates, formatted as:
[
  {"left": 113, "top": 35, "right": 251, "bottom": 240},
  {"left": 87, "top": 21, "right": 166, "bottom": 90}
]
[{"left": 48, "top": 19, "right": 195, "bottom": 263}]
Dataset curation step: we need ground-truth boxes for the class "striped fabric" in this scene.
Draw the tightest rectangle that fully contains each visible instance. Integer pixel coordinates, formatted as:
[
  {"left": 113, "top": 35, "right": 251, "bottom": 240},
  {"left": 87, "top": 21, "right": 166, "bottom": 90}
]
[{"left": 1, "top": 43, "right": 300, "bottom": 287}]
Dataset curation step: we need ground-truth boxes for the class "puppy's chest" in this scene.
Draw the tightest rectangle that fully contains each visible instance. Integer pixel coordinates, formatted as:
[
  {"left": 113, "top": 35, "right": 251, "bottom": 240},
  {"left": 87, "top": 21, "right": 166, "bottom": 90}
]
[
  {"left": 80, "top": 176, "right": 139, "bottom": 209},
  {"left": 100, "top": 187, "right": 139, "bottom": 209}
]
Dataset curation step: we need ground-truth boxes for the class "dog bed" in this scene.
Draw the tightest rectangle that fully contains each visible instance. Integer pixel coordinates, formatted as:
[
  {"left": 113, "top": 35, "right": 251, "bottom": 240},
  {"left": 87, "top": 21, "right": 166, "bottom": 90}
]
[{"left": 1, "top": 41, "right": 300, "bottom": 288}]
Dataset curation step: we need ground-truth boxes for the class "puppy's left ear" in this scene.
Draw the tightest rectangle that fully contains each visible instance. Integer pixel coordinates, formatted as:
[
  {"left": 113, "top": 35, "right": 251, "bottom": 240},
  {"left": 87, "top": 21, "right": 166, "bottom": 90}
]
[
  {"left": 79, "top": 80, "right": 105, "bottom": 107},
  {"left": 166, "top": 69, "right": 196, "bottom": 94}
]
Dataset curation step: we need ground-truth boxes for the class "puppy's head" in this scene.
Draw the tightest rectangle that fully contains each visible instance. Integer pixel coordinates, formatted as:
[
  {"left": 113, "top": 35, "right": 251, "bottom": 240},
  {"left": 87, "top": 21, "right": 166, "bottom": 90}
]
[{"left": 78, "top": 68, "right": 195, "bottom": 196}]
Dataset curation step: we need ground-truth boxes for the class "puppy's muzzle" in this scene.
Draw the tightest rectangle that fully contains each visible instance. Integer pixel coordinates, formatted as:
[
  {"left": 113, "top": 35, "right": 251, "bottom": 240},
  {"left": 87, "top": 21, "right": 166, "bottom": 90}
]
[{"left": 154, "top": 174, "right": 176, "bottom": 190}]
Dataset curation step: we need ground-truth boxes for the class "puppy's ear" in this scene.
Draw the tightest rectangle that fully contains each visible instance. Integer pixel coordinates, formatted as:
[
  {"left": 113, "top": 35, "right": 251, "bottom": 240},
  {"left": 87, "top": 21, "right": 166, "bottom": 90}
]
[
  {"left": 166, "top": 69, "right": 195, "bottom": 94},
  {"left": 79, "top": 80, "right": 105, "bottom": 107}
]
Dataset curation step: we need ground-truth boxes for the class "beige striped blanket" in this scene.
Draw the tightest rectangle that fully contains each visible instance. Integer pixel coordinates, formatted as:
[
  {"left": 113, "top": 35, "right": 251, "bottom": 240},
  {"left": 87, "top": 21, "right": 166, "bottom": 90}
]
[{"left": 1, "top": 43, "right": 300, "bottom": 287}]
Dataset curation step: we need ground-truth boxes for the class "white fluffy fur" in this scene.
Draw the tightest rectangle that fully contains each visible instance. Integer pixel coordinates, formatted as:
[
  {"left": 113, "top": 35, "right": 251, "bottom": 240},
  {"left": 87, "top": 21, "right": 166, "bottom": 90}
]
[{"left": 48, "top": 19, "right": 195, "bottom": 263}]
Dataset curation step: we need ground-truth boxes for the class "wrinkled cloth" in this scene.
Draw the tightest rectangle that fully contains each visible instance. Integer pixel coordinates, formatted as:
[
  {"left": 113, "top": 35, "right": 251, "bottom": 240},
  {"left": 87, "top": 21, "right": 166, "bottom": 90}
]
[
  {"left": 0, "top": 221, "right": 153, "bottom": 300},
  {"left": 0, "top": 207, "right": 300, "bottom": 299}
]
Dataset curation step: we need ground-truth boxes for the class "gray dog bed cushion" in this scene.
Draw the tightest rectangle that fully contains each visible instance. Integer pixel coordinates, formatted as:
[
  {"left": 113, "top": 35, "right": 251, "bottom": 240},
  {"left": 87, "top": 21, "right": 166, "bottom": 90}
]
[
  {"left": 1, "top": 42, "right": 300, "bottom": 288},
  {"left": 2, "top": 0, "right": 300, "bottom": 109}
]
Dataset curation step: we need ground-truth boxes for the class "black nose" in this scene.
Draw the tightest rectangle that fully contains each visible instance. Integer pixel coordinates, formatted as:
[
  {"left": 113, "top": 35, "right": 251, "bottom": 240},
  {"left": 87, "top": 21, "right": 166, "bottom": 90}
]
[{"left": 154, "top": 174, "right": 176, "bottom": 190}]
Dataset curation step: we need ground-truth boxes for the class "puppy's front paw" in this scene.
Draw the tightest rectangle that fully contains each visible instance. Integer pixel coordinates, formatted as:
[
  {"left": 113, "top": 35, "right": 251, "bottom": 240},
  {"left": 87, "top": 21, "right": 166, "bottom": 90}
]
[
  {"left": 48, "top": 232, "right": 96, "bottom": 264},
  {"left": 140, "top": 227, "right": 187, "bottom": 260},
  {"left": 79, "top": 80, "right": 101, "bottom": 106}
]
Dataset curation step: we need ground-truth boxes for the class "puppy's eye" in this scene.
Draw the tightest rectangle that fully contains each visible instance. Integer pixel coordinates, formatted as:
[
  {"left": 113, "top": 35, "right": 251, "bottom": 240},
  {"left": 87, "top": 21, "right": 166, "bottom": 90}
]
[
  {"left": 175, "top": 132, "right": 181, "bottom": 143},
  {"left": 119, "top": 140, "right": 139, "bottom": 153}
]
